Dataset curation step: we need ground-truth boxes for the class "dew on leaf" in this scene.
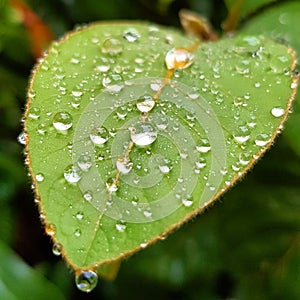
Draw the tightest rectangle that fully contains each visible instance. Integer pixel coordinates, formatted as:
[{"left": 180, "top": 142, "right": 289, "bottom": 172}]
[
  {"left": 271, "top": 107, "right": 285, "bottom": 117},
  {"left": 52, "top": 111, "right": 73, "bottom": 131},
  {"left": 77, "top": 154, "right": 92, "bottom": 171},
  {"left": 123, "top": 28, "right": 140, "bottom": 42},
  {"left": 196, "top": 138, "right": 211, "bottom": 153},
  {"left": 52, "top": 243, "right": 62, "bottom": 256},
  {"left": 106, "top": 177, "right": 118, "bottom": 193},
  {"left": 116, "top": 223, "right": 127, "bottom": 232},
  {"left": 90, "top": 126, "right": 109, "bottom": 145},
  {"left": 45, "top": 223, "right": 56, "bottom": 236},
  {"left": 28, "top": 107, "right": 40, "bottom": 119},
  {"left": 75, "top": 212, "right": 84, "bottom": 220},
  {"left": 165, "top": 48, "right": 194, "bottom": 70},
  {"left": 74, "top": 228, "right": 81, "bottom": 237},
  {"left": 71, "top": 90, "right": 83, "bottom": 97},
  {"left": 83, "top": 191, "right": 93, "bottom": 201},
  {"left": 75, "top": 270, "right": 98, "bottom": 293},
  {"left": 35, "top": 173, "right": 45, "bottom": 182},
  {"left": 64, "top": 165, "right": 82, "bottom": 183},
  {"left": 17, "top": 131, "right": 27, "bottom": 145},
  {"left": 116, "top": 157, "right": 133, "bottom": 174},
  {"left": 130, "top": 122, "right": 158, "bottom": 146},
  {"left": 255, "top": 133, "right": 270, "bottom": 147},
  {"left": 233, "top": 125, "right": 250, "bottom": 144},
  {"left": 136, "top": 95, "right": 155, "bottom": 113},
  {"left": 102, "top": 38, "right": 123, "bottom": 56}
]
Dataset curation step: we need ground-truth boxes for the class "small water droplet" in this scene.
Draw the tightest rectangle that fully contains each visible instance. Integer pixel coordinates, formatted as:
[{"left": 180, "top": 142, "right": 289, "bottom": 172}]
[
  {"left": 102, "top": 38, "right": 123, "bottom": 56},
  {"left": 165, "top": 48, "right": 194, "bottom": 70},
  {"left": 136, "top": 95, "right": 155, "bottom": 113},
  {"left": 255, "top": 133, "right": 270, "bottom": 147},
  {"left": 196, "top": 139, "right": 211, "bottom": 153},
  {"left": 271, "top": 107, "right": 285, "bottom": 117},
  {"left": 83, "top": 191, "right": 93, "bottom": 201},
  {"left": 106, "top": 177, "right": 118, "bottom": 192},
  {"left": 116, "top": 106, "right": 128, "bottom": 120},
  {"left": 28, "top": 107, "right": 40, "bottom": 119},
  {"left": 233, "top": 126, "right": 250, "bottom": 144},
  {"left": 74, "top": 228, "right": 81, "bottom": 237},
  {"left": 90, "top": 126, "right": 109, "bottom": 145},
  {"left": 115, "top": 223, "right": 127, "bottom": 232},
  {"left": 76, "top": 211, "right": 84, "bottom": 220},
  {"left": 75, "top": 270, "right": 98, "bottom": 293},
  {"left": 78, "top": 154, "right": 92, "bottom": 171},
  {"left": 52, "top": 243, "right": 62, "bottom": 256},
  {"left": 64, "top": 165, "right": 82, "bottom": 183},
  {"left": 17, "top": 131, "right": 27, "bottom": 145},
  {"left": 35, "top": 173, "right": 45, "bottom": 182},
  {"left": 116, "top": 157, "right": 133, "bottom": 174},
  {"left": 52, "top": 112, "right": 73, "bottom": 131},
  {"left": 102, "top": 74, "right": 123, "bottom": 92},
  {"left": 123, "top": 28, "right": 140, "bottom": 42},
  {"left": 182, "top": 198, "right": 193, "bottom": 207},
  {"left": 71, "top": 90, "right": 83, "bottom": 97},
  {"left": 130, "top": 122, "right": 158, "bottom": 146},
  {"left": 45, "top": 223, "right": 56, "bottom": 236}
]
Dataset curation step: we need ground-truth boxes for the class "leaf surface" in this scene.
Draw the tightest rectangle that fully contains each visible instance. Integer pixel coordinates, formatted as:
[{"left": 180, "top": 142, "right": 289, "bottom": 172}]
[{"left": 25, "top": 22, "right": 298, "bottom": 271}]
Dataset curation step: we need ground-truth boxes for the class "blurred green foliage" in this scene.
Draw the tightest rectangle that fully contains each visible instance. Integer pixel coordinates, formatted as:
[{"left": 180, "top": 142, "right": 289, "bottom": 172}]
[{"left": 0, "top": 0, "right": 299, "bottom": 299}]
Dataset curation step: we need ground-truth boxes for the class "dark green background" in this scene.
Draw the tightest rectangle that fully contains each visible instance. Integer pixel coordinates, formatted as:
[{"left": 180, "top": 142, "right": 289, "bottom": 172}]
[{"left": 0, "top": 0, "right": 300, "bottom": 299}]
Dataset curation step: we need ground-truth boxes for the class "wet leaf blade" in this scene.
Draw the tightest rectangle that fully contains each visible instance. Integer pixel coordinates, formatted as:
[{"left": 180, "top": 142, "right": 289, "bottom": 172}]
[{"left": 25, "top": 23, "right": 298, "bottom": 272}]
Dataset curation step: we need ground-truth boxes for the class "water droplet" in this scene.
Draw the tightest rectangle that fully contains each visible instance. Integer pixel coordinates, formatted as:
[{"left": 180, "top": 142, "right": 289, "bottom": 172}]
[
  {"left": 71, "top": 90, "right": 83, "bottom": 97},
  {"left": 74, "top": 228, "right": 81, "bottom": 237},
  {"left": 17, "top": 131, "right": 27, "bottom": 145},
  {"left": 83, "top": 191, "right": 93, "bottom": 201},
  {"left": 255, "top": 134, "right": 270, "bottom": 147},
  {"left": 75, "top": 270, "right": 98, "bottom": 293},
  {"left": 116, "top": 106, "right": 127, "bottom": 119},
  {"left": 165, "top": 48, "right": 194, "bottom": 70},
  {"left": 52, "top": 112, "right": 73, "bottom": 131},
  {"left": 233, "top": 126, "right": 250, "bottom": 144},
  {"left": 45, "top": 223, "right": 56, "bottom": 236},
  {"left": 239, "top": 152, "right": 251, "bottom": 165},
  {"left": 35, "top": 173, "right": 45, "bottom": 182},
  {"left": 52, "top": 243, "right": 62, "bottom": 256},
  {"left": 196, "top": 139, "right": 211, "bottom": 153},
  {"left": 77, "top": 154, "right": 92, "bottom": 171},
  {"left": 106, "top": 177, "right": 118, "bottom": 192},
  {"left": 123, "top": 28, "right": 140, "bottom": 42},
  {"left": 271, "top": 107, "right": 285, "bottom": 117},
  {"left": 116, "top": 157, "right": 133, "bottom": 174},
  {"left": 115, "top": 223, "right": 126, "bottom": 232},
  {"left": 195, "top": 158, "right": 207, "bottom": 169},
  {"left": 102, "top": 38, "right": 123, "bottom": 56},
  {"left": 90, "top": 126, "right": 109, "bottom": 145},
  {"left": 182, "top": 197, "right": 193, "bottom": 207},
  {"left": 76, "top": 212, "right": 84, "bottom": 220},
  {"left": 28, "top": 107, "right": 40, "bottom": 119},
  {"left": 136, "top": 95, "right": 155, "bottom": 113},
  {"left": 143, "top": 210, "right": 152, "bottom": 218},
  {"left": 130, "top": 122, "right": 158, "bottom": 146},
  {"left": 102, "top": 74, "right": 123, "bottom": 92},
  {"left": 64, "top": 165, "right": 82, "bottom": 183}
]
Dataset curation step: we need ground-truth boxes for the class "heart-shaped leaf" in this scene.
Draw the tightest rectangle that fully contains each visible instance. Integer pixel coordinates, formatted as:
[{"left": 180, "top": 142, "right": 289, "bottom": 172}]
[{"left": 24, "top": 22, "right": 298, "bottom": 291}]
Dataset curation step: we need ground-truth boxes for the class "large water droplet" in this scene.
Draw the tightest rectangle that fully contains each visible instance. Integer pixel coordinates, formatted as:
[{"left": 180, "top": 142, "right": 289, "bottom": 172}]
[
  {"left": 64, "top": 165, "right": 82, "bottom": 183},
  {"left": 116, "top": 223, "right": 127, "bottom": 232},
  {"left": 52, "top": 112, "right": 73, "bottom": 131},
  {"left": 130, "top": 122, "right": 158, "bottom": 146},
  {"left": 116, "top": 157, "right": 133, "bottom": 174},
  {"left": 102, "top": 38, "right": 123, "bottom": 56},
  {"left": 102, "top": 74, "right": 123, "bottom": 92},
  {"left": 83, "top": 191, "right": 93, "bottom": 201},
  {"left": 136, "top": 95, "right": 155, "bottom": 113},
  {"left": 75, "top": 270, "right": 98, "bottom": 293},
  {"left": 196, "top": 139, "right": 211, "bottom": 153},
  {"left": 90, "top": 126, "right": 109, "bottom": 145},
  {"left": 28, "top": 107, "right": 40, "bottom": 120},
  {"left": 271, "top": 107, "right": 285, "bottom": 117},
  {"left": 233, "top": 126, "right": 250, "bottom": 144},
  {"left": 165, "top": 48, "right": 194, "bottom": 70}
]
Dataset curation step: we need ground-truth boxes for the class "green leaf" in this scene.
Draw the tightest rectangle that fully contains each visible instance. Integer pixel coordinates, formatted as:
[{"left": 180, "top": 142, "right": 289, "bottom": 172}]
[
  {"left": 24, "top": 22, "right": 297, "bottom": 281},
  {"left": 0, "top": 240, "right": 65, "bottom": 300},
  {"left": 239, "top": 1, "right": 300, "bottom": 155}
]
